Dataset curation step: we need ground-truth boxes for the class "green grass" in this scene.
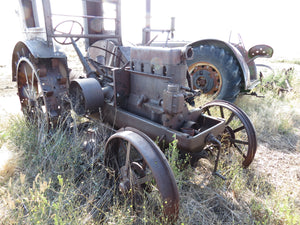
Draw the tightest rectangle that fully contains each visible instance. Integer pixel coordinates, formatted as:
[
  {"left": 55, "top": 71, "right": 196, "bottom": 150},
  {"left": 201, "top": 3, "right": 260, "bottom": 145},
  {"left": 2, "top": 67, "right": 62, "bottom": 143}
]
[{"left": 1, "top": 63, "right": 300, "bottom": 224}]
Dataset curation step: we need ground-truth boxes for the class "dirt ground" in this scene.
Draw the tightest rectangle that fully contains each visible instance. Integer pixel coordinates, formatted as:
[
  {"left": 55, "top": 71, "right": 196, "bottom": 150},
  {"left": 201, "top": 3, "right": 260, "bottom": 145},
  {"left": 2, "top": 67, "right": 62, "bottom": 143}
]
[{"left": 0, "top": 65, "right": 21, "bottom": 118}]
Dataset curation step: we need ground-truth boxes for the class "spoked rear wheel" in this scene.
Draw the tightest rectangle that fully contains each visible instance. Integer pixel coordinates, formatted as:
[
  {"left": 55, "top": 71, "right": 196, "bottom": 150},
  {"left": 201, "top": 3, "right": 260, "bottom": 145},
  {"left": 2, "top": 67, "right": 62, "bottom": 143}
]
[
  {"left": 104, "top": 127, "right": 179, "bottom": 221},
  {"left": 17, "top": 57, "right": 49, "bottom": 126},
  {"left": 201, "top": 100, "right": 257, "bottom": 167},
  {"left": 16, "top": 55, "right": 70, "bottom": 128}
]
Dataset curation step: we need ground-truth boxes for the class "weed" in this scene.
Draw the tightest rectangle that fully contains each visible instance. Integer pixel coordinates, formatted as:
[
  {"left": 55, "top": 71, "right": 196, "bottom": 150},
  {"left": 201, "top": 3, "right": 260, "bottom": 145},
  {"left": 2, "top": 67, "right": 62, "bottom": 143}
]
[
  {"left": 165, "top": 136, "right": 193, "bottom": 189},
  {"left": 250, "top": 198, "right": 273, "bottom": 225}
]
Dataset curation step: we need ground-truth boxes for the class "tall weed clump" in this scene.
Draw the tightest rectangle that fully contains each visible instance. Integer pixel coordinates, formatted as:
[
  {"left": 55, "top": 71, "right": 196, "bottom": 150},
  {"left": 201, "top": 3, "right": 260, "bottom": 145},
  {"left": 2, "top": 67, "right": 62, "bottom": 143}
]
[
  {"left": 236, "top": 67, "right": 300, "bottom": 151},
  {"left": 234, "top": 64, "right": 300, "bottom": 224},
  {"left": 0, "top": 116, "right": 114, "bottom": 224}
]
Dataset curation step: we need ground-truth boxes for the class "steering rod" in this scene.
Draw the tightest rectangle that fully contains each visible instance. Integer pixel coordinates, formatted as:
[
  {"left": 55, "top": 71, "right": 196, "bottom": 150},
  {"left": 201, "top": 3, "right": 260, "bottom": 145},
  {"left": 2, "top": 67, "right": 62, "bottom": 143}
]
[{"left": 71, "top": 38, "right": 97, "bottom": 78}]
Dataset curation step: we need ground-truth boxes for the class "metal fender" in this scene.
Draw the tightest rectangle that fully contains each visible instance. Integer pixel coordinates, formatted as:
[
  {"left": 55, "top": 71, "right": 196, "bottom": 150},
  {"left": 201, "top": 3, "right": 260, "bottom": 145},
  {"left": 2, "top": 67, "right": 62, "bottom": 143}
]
[
  {"left": 186, "top": 39, "right": 251, "bottom": 89},
  {"left": 11, "top": 40, "right": 66, "bottom": 81}
]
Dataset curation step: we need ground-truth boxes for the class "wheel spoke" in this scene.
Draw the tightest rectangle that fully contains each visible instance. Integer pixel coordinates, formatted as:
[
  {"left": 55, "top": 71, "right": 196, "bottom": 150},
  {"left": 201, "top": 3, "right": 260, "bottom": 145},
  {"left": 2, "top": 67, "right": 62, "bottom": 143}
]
[
  {"left": 31, "top": 69, "right": 35, "bottom": 89},
  {"left": 233, "top": 125, "right": 245, "bottom": 133},
  {"left": 219, "top": 106, "right": 224, "bottom": 118},
  {"left": 24, "top": 66, "right": 31, "bottom": 98},
  {"left": 63, "top": 38, "right": 68, "bottom": 44},
  {"left": 55, "top": 30, "right": 65, "bottom": 34},
  {"left": 231, "top": 138, "right": 249, "bottom": 145},
  {"left": 136, "top": 174, "right": 153, "bottom": 186},
  {"left": 24, "top": 64, "right": 29, "bottom": 85},
  {"left": 124, "top": 141, "right": 131, "bottom": 174},
  {"left": 26, "top": 66, "right": 35, "bottom": 100},
  {"left": 226, "top": 112, "right": 235, "bottom": 125},
  {"left": 206, "top": 107, "right": 211, "bottom": 116},
  {"left": 27, "top": 68, "right": 34, "bottom": 97},
  {"left": 69, "top": 21, "right": 75, "bottom": 34},
  {"left": 233, "top": 143, "right": 247, "bottom": 158},
  {"left": 113, "top": 154, "right": 120, "bottom": 172}
]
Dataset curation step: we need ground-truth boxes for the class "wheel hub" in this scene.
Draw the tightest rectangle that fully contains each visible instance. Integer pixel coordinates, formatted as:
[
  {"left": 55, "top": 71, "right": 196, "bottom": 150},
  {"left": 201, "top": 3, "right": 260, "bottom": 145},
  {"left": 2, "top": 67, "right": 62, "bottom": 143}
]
[
  {"left": 193, "top": 69, "right": 214, "bottom": 93},
  {"left": 222, "top": 126, "right": 235, "bottom": 147},
  {"left": 119, "top": 162, "right": 144, "bottom": 194},
  {"left": 119, "top": 165, "right": 131, "bottom": 194},
  {"left": 189, "top": 63, "right": 222, "bottom": 95}
]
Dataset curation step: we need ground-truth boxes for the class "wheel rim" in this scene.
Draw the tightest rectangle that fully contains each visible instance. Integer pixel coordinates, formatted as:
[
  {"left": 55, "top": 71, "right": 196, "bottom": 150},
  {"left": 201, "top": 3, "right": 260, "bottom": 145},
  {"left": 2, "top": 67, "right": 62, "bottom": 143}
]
[
  {"left": 201, "top": 100, "right": 257, "bottom": 167},
  {"left": 104, "top": 128, "right": 179, "bottom": 220},
  {"left": 17, "top": 57, "right": 49, "bottom": 125},
  {"left": 188, "top": 62, "right": 222, "bottom": 96}
]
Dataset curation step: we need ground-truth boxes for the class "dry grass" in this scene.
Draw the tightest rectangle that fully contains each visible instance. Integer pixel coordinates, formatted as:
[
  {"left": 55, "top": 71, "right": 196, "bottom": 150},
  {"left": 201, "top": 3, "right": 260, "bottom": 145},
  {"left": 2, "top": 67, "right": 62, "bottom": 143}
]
[{"left": 0, "top": 59, "right": 300, "bottom": 224}]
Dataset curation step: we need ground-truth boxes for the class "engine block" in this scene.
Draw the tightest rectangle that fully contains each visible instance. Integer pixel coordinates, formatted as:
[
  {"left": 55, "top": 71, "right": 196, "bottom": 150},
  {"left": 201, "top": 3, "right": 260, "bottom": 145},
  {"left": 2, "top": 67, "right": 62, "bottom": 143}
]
[{"left": 121, "top": 46, "right": 193, "bottom": 129}]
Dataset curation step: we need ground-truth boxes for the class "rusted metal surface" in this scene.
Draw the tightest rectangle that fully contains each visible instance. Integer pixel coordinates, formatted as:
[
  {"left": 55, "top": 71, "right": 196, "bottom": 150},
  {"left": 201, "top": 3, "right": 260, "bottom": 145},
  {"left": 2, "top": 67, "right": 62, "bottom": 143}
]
[
  {"left": 70, "top": 78, "right": 104, "bottom": 115},
  {"left": 188, "top": 62, "right": 222, "bottom": 95},
  {"left": 16, "top": 56, "right": 68, "bottom": 126},
  {"left": 99, "top": 102, "right": 226, "bottom": 153},
  {"left": 11, "top": 41, "right": 66, "bottom": 81},
  {"left": 248, "top": 44, "right": 273, "bottom": 60}
]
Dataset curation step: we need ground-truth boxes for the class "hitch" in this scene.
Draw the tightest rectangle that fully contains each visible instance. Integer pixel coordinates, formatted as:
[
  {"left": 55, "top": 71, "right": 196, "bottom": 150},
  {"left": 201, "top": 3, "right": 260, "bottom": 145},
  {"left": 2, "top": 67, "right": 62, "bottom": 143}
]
[{"left": 244, "top": 92, "right": 265, "bottom": 98}]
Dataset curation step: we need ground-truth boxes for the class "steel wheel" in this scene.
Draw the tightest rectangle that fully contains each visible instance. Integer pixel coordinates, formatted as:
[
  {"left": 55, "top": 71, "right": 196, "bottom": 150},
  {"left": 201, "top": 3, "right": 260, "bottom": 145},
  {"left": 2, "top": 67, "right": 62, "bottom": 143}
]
[
  {"left": 17, "top": 57, "right": 49, "bottom": 125},
  {"left": 104, "top": 127, "right": 179, "bottom": 221},
  {"left": 201, "top": 100, "right": 257, "bottom": 167},
  {"left": 13, "top": 43, "right": 70, "bottom": 129}
]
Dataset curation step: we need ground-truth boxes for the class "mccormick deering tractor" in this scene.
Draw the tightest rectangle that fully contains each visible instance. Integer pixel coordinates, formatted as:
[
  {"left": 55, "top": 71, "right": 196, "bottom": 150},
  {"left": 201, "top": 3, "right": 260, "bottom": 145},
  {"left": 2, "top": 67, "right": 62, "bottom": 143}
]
[{"left": 12, "top": 0, "right": 259, "bottom": 220}]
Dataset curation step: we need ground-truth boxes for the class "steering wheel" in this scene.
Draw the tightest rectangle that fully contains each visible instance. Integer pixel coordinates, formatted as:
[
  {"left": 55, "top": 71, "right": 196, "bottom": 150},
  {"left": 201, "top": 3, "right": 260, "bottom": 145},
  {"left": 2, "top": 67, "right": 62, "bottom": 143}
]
[{"left": 53, "top": 20, "right": 84, "bottom": 45}]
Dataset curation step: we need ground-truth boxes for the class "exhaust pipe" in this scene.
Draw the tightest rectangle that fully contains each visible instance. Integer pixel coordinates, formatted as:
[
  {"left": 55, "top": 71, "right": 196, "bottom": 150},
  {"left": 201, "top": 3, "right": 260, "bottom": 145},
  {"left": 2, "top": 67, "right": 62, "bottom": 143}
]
[{"left": 182, "top": 46, "right": 194, "bottom": 60}]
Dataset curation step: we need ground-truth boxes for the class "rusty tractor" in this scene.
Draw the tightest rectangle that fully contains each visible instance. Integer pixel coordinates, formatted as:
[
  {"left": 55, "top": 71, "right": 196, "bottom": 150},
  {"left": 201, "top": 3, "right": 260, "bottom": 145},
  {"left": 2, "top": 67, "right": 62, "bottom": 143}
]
[{"left": 12, "top": 0, "right": 258, "bottom": 220}]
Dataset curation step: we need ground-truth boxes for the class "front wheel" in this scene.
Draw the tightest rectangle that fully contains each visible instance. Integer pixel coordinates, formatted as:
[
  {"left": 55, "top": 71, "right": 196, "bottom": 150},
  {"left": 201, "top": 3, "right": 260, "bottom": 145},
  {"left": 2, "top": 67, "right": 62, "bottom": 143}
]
[
  {"left": 187, "top": 45, "right": 242, "bottom": 102},
  {"left": 200, "top": 100, "right": 257, "bottom": 168},
  {"left": 104, "top": 127, "right": 179, "bottom": 221}
]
